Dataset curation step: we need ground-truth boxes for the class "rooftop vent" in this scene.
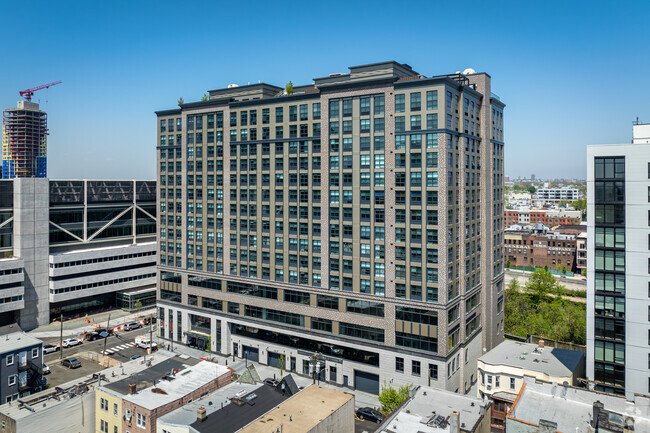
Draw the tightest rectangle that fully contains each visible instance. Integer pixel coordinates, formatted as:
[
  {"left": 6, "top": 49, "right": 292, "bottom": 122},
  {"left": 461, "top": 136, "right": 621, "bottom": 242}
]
[
  {"left": 227, "top": 84, "right": 239, "bottom": 89},
  {"left": 128, "top": 383, "right": 136, "bottom": 395}
]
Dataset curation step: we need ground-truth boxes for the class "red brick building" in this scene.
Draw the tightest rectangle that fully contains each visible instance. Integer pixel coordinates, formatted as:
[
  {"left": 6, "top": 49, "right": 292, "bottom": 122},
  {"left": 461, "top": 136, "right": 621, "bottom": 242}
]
[{"left": 504, "top": 227, "right": 577, "bottom": 272}]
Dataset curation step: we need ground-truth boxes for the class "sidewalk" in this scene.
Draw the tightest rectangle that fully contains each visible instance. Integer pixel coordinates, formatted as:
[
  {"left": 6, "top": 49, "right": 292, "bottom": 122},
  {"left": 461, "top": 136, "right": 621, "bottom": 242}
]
[
  {"left": 153, "top": 337, "right": 380, "bottom": 410},
  {"left": 28, "top": 307, "right": 156, "bottom": 339}
]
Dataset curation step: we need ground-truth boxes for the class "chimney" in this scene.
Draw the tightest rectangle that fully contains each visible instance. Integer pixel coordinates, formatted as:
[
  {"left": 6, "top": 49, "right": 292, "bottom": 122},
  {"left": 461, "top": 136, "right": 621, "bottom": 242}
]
[
  {"left": 197, "top": 406, "right": 207, "bottom": 422},
  {"left": 538, "top": 339, "right": 545, "bottom": 349},
  {"left": 128, "top": 383, "right": 137, "bottom": 395},
  {"left": 449, "top": 410, "right": 460, "bottom": 433},
  {"left": 593, "top": 401, "right": 604, "bottom": 428}
]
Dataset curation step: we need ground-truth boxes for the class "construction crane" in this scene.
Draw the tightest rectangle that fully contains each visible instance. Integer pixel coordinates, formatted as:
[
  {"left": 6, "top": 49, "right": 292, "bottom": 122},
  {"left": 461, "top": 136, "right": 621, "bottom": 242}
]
[{"left": 19, "top": 81, "right": 62, "bottom": 102}]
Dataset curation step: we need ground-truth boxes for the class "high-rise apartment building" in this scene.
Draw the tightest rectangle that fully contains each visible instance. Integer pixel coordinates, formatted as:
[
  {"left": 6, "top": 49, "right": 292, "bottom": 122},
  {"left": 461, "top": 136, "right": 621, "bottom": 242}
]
[
  {"left": 155, "top": 62, "right": 505, "bottom": 394},
  {"left": 2, "top": 101, "right": 48, "bottom": 178},
  {"left": 586, "top": 122, "right": 650, "bottom": 398}
]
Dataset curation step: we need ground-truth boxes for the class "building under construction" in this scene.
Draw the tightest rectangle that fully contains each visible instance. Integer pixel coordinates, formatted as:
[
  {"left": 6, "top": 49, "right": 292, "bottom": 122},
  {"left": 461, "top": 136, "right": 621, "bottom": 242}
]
[{"left": 2, "top": 101, "right": 47, "bottom": 178}]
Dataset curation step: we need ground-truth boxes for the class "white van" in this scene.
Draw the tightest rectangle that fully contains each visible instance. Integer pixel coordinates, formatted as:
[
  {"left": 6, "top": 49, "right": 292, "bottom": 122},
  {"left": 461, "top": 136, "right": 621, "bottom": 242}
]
[{"left": 134, "top": 336, "right": 158, "bottom": 351}]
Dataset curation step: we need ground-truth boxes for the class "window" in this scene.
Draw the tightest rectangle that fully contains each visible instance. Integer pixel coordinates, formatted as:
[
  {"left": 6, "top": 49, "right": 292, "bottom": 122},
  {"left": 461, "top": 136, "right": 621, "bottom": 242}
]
[
  {"left": 31, "top": 347, "right": 39, "bottom": 358},
  {"left": 396, "top": 357, "right": 404, "bottom": 372},
  {"left": 114, "top": 403, "right": 118, "bottom": 416},
  {"left": 395, "top": 94, "right": 405, "bottom": 113},
  {"left": 136, "top": 413, "right": 146, "bottom": 428},
  {"left": 510, "top": 377, "right": 516, "bottom": 390},
  {"left": 6, "top": 354, "right": 13, "bottom": 366},
  {"left": 412, "top": 360, "right": 421, "bottom": 376},
  {"left": 100, "top": 397, "right": 108, "bottom": 410},
  {"left": 429, "top": 364, "right": 438, "bottom": 380},
  {"left": 100, "top": 420, "right": 109, "bottom": 433},
  {"left": 8, "top": 375, "right": 16, "bottom": 386}
]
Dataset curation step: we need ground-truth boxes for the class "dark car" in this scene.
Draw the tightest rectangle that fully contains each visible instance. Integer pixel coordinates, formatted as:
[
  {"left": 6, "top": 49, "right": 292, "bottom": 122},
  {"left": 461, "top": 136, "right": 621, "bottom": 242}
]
[
  {"left": 124, "top": 322, "right": 142, "bottom": 331},
  {"left": 62, "top": 358, "right": 81, "bottom": 369},
  {"left": 143, "top": 317, "right": 157, "bottom": 325},
  {"left": 355, "top": 407, "right": 384, "bottom": 423},
  {"left": 130, "top": 355, "right": 141, "bottom": 361},
  {"left": 95, "top": 328, "right": 114, "bottom": 336}
]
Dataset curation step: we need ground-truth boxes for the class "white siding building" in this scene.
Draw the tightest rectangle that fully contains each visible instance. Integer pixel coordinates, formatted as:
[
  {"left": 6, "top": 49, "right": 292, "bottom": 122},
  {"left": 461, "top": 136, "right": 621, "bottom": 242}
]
[{"left": 586, "top": 123, "right": 650, "bottom": 398}]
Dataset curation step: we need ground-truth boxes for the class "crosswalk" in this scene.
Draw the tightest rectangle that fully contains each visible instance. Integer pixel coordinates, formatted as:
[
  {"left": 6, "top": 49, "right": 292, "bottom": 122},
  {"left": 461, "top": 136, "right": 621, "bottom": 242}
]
[{"left": 103, "top": 344, "right": 133, "bottom": 354}]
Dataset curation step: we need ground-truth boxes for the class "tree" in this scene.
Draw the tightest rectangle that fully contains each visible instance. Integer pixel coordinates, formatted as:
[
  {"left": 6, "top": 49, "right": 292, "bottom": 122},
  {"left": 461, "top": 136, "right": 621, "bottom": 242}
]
[
  {"left": 572, "top": 199, "right": 586, "bottom": 220},
  {"left": 278, "top": 354, "right": 286, "bottom": 377},
  {"left": 527, "top": 186, "right": 536, "bottom": 193},
  {"left": 134, "top": 300, "right": 143, "bottom": 312},
  {"left": 525, "top": 268, "right": 560, "bottom": 303},
  {"left": 285, "top": 81, "right": 294, "bottom": 95},
  {"left": 201, "top": 93, "right": 208, "bottom": 102},
  {"left": 378, "top": 383, "right": 411, "bottom": 415},
  {"left": 505, "top": 260, "right": 511, "bottom": 268}
]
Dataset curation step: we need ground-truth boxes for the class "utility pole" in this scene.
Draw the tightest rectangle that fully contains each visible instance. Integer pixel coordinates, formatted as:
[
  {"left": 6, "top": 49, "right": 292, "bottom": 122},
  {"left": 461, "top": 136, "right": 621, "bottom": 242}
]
[
  {"left": 59, "top": 314, "right": 63, "bottom": 360},
  {"left": 102, "top": 314, "right": 111, "bottom": 359}
]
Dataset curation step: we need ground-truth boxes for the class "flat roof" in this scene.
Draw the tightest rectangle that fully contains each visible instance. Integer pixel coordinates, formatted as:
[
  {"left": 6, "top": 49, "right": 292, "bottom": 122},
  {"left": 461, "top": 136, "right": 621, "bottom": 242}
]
[
  {"left": 237, "top": 385, "right": 353, "bottom": 433},
  {"left": 0, "top": 330, "right": 42, "bottom": 354},
  {"left": 479, "top": 341, "right": 583, "bottom": 378},
  {"left": 190, "top": 382, "right": 292, "bottom": 433},
  {"left": 103, "top": 357, "right": 196, "bottom": 396},
  {"left": 122, "top": 361, "right": 230, "bottom": 410},
  {"left": 380, "top": 385, "right": 487, "bottom": 433},
  {"left": 510, "top": 377, "right": 650, "bottom": 432},
  {"left": 1, "top": 352, "right": 178, "bottom": 419},
  {"left": 158, "top": 382, "right": 261, "bottom": 428}
]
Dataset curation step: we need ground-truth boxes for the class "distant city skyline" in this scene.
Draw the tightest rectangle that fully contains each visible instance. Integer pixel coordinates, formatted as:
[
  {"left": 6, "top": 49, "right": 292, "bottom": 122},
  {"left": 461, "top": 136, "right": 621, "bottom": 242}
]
[{"left": 0, "top": 1, "right": 648, "bottom": 179}]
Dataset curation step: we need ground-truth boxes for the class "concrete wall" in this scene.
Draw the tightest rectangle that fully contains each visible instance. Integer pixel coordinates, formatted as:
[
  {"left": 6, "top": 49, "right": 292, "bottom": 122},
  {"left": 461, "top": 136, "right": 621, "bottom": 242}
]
[
  {"left": 307, "top": 396, "right": 355, "bottom": 433},
  {"left": 14, "top": 178, "right": 49, "bottom": 330}
]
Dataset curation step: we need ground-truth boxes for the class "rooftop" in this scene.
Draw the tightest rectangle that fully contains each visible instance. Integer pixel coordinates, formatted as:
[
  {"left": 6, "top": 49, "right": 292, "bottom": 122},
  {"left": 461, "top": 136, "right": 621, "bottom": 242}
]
[
  {"left": 189, "top": 380, "right": 294, "bottom": 433},
  {"left": 478, "top": 340, "right": 584, "bottom": 379},
  {"left": 238, "top": 385, "right": 354, "bottom": 433},
  {"left": 121, "top": 360, "right": 230, "bottom": 410},
  {"left": 0, "top": 351, "right": 178, "bottom": 420},
  {"left": 0, "top": 328, "right": 42, "bottom": 353},
  {"left": 509, "top": 376, "right": 650, "bottom": 432},
  {"left": 102, "top": 357, "right": 193, "bottom": 396},
  {"left": 380, "top": 385, "right": 487, "bottom": 433},
  {"left": 158, "top": 382, "right": 261, "bottom": 428}
]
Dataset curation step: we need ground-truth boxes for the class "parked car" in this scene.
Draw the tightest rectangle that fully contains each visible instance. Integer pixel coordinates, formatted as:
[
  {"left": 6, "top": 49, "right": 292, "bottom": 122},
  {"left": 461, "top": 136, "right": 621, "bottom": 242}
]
[
  {"left": 43, "top": 344, "right": 60, "bottom": 354},
  {"left": 42, "top": 364, "right": 51, "bottom": 374},
  {"left": 130, "top": 355, "right": 141, "bottom": 361},
  {"left": 143, "top": 317, "right": 157, "bottom": 325},
  {"left": 263, "top": 378, "right": 279, "bottom": 387},
  {"left": 62, "top": 338, "right": 83, "bottom": 348},
  {"left": 355, "top": 407, "right": 384, "bottom": 423},
  {"left": 124, "top": 322, "right": 142, "bottom": 331},
  {"left": 62, "top": 358, "right": 81, "bottom": 369}
]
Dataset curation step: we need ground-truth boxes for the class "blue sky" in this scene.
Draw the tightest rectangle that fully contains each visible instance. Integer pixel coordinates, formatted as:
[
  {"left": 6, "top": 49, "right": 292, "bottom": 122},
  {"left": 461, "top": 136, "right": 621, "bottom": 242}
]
[{"left": 0, "top": 0, "right": 648, "bottom": 180}]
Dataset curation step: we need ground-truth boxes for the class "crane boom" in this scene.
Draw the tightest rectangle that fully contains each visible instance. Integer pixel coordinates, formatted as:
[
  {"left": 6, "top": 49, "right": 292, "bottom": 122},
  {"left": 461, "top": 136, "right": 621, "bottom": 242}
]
[{"left": 19, "top": 81, "right": 62, "bottom": 102}]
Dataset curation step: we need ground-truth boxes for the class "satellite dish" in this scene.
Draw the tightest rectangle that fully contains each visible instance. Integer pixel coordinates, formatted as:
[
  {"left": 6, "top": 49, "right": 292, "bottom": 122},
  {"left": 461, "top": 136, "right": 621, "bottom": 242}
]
[{"left": 462, "top": 68, "right": 476, "bottom": 75}]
